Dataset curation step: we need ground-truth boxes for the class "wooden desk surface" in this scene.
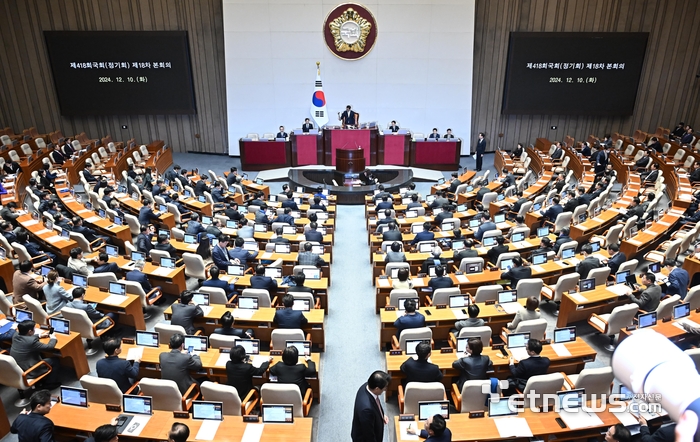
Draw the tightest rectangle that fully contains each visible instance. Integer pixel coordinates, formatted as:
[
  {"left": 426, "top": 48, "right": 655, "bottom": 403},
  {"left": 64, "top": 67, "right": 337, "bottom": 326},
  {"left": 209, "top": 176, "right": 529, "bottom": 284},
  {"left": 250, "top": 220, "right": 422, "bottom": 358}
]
[
  {"left": 228, "top": 274, "right": 329, "bottom": 290},
  {"left": 50, "top": 402, "right": 312, "bottom": 441},
  {"left": 620, "top": 309, "right": 700, "bottom": 342},
  {"left": 17, "top": 213, "right": 77, "bottom": 257},
  {"left": 163, "top": 304, "right": 324, "bottom": 325}
]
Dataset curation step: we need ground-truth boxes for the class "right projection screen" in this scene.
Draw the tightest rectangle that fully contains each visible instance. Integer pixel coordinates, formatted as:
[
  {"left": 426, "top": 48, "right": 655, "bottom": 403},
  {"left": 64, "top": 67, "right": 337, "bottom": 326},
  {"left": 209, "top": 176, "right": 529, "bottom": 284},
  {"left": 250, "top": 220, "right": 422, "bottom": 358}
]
[{"left": 502, "top": 32, "right": 648, "bottom": 116}]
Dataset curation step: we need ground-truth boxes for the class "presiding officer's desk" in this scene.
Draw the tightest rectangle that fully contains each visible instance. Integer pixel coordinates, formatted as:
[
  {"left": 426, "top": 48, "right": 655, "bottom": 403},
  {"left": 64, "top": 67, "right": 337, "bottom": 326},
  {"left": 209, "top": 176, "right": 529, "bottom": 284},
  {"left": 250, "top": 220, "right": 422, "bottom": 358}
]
[
  {"left": 163, "top": 304, "right": 326, "bottom": 351},
  {"left": 50, "top": 402, "right": 312, "bottom": 441},
  {"left": 117, "top": 341, "right": 322, "bottom": 400},
  {"left": 379, "top": 299, "right": 528, "bottom": 349},
  {"left": 394, "top": 403, "right": 622, "bottom": 442},
  {"left": 385, "top": 337, "right": 596, "bottom": 397}
]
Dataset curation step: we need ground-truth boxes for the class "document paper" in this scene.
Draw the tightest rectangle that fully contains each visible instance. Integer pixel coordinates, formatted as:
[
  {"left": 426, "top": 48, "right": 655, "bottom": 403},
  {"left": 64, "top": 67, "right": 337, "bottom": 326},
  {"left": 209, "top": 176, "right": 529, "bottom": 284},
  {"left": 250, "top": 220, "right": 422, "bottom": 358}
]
[
  {"left": 195, "top": 420, "right": 221, "bottom": 441},
  {"left": 494, "top": 417, "right": 533, "bottom": 437},
  {"left": 240, "top": 424, "right": 265, "bottom": 442},
  {"left": 399, "top": 422, "right": 420, "bottom": 440}
]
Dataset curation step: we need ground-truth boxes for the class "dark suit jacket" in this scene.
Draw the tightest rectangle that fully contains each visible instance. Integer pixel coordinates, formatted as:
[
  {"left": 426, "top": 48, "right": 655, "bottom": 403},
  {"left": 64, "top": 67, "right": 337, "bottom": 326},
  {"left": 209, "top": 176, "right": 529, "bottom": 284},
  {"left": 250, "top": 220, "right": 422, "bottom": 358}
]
[
  {"left": 607, "top": 252, "right": 626, "bottom": 275},
  {"left": 452, "top": 354, "right": 493, "bottom": 389},
  {"left": 640, "top": 423, "right": 675, "bottom": 442},
  {"left": 273, "top": 308, "right": 308, "bottom": 329},
  {"left": 159, "top": 349, "right": 202, "bottom": 394},
  {"left": 428, "top": 276, "right": 454, "bottom": 290},
  {"left": 302, "top": 123, "right": 314, "bottom": 133},
  {"left": 11, "top": 412, "right": 55, "bottom": 442},
  {"left": 563, "top": 198, "right": 579, "bottom": 214},
  {"left": 155, "top": 242, "right": 179, "bottom": 256},
  {"left": 276, "top": 132, "right": 288, "bottom": 139},
  {"left": 10, "top": 334, "right": 57, "bottom": 376},
  {"left": 250, "top": 275, "right": 278, "bottom": 294},
  {"left": 269, "top": 360, "right": 316, "bottom": 395},
  {"left": 487, "top": 245, "right": 510, "bottom": 265},
  {"left": 554, "top": 235, "right": 573, "bottom": 253},
  {"left": 501, "top": 266, "right": 532, "bottom": 288},
  {"left": 96, "top": 355, "right": 139, "bottom": 392},
  {"left": 351, "top": 383, "right": 384, "bottom": 442},
  {"left": 400, "top": 357, "right": 443, "bottom": 385},
  {"left": 382, "top": 230, "right": 402, "bottom": 242},
  {"left": 576, "top": 256, "right": 600, "bottom": 279},
  {"left": 94, "top": 262, "right": 120, "bottom": 274},
  {"left": 476, "top": 138, "right": 486, "bottom": 154},
  {"left": 305, "top": 230, "right": 323, "bottom": 242},
  {"left": 341, "top": 110, "right": 357, "bottom": 126},
  {"left": 394, "top": 312, "right": 426, "bottom": 338},
  {"left": 125, "top": 270, "right": 152, "bottom": 293},
  {"left": 226, "top": 359, "right": 271, "bottom": 399},
  {"left": 421, "top": 257, "right": 449, "bottom": 275},
  {"left": 136, "top": 233, "right": 154, "bottom": 254},
  {"left": 509, "top": 355, "right": 551, "bottom": 391},
  {"left": 411, "top": 231, "right": 435, "bottom": 245},
  {"left": 138, "top": 207, "right": 160, "bottom": 226},
  {"left": 212, "top": 244, "right": 232, "bottom": 269},
  {"left": 170, "top": 303, "right": 204, "bottom": 335},
  {"left": 202, "top": 278, "right": 236, "bottom": 296}
]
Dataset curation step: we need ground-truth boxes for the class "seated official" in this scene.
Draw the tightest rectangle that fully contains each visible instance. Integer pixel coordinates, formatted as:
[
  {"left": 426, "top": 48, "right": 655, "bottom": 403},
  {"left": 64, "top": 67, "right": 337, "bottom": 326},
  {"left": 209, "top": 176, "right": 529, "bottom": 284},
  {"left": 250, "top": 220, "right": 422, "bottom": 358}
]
[
  {"left": 454, "top": 304, "right": 485, "bottom": 332},
  {"left": 170, "top": 290, "right": 203, "bottom": 335},
  {"left": 382, "top": 222, "right": 402, "bottom": 242},
  {"left": 394, "top": 299, "right": 425, "bottom": 338},
  {"left": 186, "top": 213, "right": 207, "bottom": 236},
  {"left": 429, "top": 128, "right": 440, "bottom": 139},
  {"left": 10, "top": 390, "right": 55, "bottom": 442},
  {"left": 663, "top": 260, "right": 689, "bottom": 299},
  {"left": 421, "top": 249, "right": 450, "bottom": 275},
  {"left": 43, "top": 270, "right": 72, "bottom": 315},
  {"left": 215, "top": 311, "right": 254, "bottom": 338},
  {"left": 212, "top": 235, "right": 233, "bottom": 269},
  {"left": 272, "top": 207, "right": 295, "bottom": 226},
  {"left": 507, "top": 215, "right": 527, "bottom": 238},
  {"left": 270, "top": 227, "right": 290, "bottom": 245},
  {"left": 17, "top": 230, "right": 57, "bottom": 265},
  {"left": 385, "top": 241, "right": 407, "bottom": 263},
  {"left": 276, "top": 126, "right": 288, "bottom": 139},
  {"left": 428, "top": 265, "right": 454, "bottom": 290},
  {"left": 400, "top": 341, "right": 443, "bottom": 385},
  {"left": 96, "top": 337, "right": 140, "bottom": 393},
  {"left": 407, "top": 194, "right": 422, "bottom": 209},
  {"left": 288, "top": 272, "right": 314, "bottom": 295},
  {"left": 474, "top": 213, "right": 497, "bottom": 241},
  {"left": 411, "top": 222, "right": 435, "bottom": 246},
  {"left": 250, "top": 264, "right": 279, "bottom": 293},
  {"left": 297, "top": 242, "right": 326, "bottom": 267},
  {"left": 68, "top": 246, "right": 93, "bottom": 276},
  {"left": 407, "top": 414, "right": 452, "bottom": 441},
  {"left": 269, "top": 346, "right": 316, "bottom": 395},
  {"left": 620, "top": 197, "right": 644, "bottom": 221},
  {"left": 538, "top": 237, "right": 554, "bottom": 254},
  {"left": 67, "top": 287, "right": 117, "bottom": 329},
  {"left": 444, "top": 129, "right": 455, "bottom": 139},
  {"left": 553, "top": 228, "right": 573, "bottom": 253},
  {"left": 629, "top": 273, "right": 661, "bottom": 312},
  {"left": 154, "top": 234, "right": 178, "bottom": 256},
  {"left": 205, "top": 219, "right": 223, "bottom": 238},
  {"left": 159, "top": 333, "right": 203, "bottom": 394},
  {"left": 604, "top": 243, "right": 626, "bottom": 275},
  {"left": 202, "top": 265, "right": 236, "bottom": 297},
  {"left": 605, "top": 424, "right": 632, "bottom": 442},
  {"left": 302, "top": 118, "right": 314, "bottom": 133},
  {"left": 136, "top": 224, "right": 155, "bottom": 254},
  {"left": 255, "top": 204, "right": 272, "bottom": 225},
  {"left": 507, "top": 296, "right": 541, "bottom": 330},
  {"left": 309, "top": 196, "right": 327, "bottom": 212},
  {"left": 12, "top": 260, "right": 47, "bottom": 303},
  {"left": 125, "top": 260, "right": 155, "bottom": 294},
  {"left": 228, "top": 236, "right": 258, "bottom": 267},
  {"left": 487, "top": 236, "right": 509, "bottom": 265},
  {"left": 576, "top": 244, "right": 601, "bottom": 279},
  {"left": 507, "top": 338, "right": 550, "bottom": 393},
  {"left": 540, "top": 196, "right": 563, "bottom": 223},
  {"left": 138, "top": 199, "right": 161, "bottom": 226},
  {"left": 452, "top": 337, "right": 493, "bottom": 389},
  {"left": 93, "top": 252, "right": 120, "bottom": 274},
  {"left": 11, "top": 321, "right": 60, "bottom": 389},
  {"left": 377, "top": 209, "right": 396, "bottom": 227},
  {"left": 434, "top": 205, "right": 455, "bottom": 227},
  {"left": 223, "top": 202, "right": 243, "bottom": 222},
  {"left": 376, "top": 196, "right": 393, "bottom": 211},
  {"left": 500, "top": 256, "right": 531, "bottom": 287},
  {"left": 453, "top": 237, "right": 478, "bottom": 265},
  {"left": 429, "top": 191, "right": 449, "bottom": 209},
  {"left": 388, "top": 120, "right": 399, "bottom": 133},
  {"left": 392, "top": 268, "right": 413, "bottom": 290},
  {"left": 226, "top": 345, "right": 272, "bottom": 400},
  {"left": 305, "top": 222, "right": 324, "bottom": 242},
  {"left": 273, "top": 294, "right": 308, "bottom": 329}
]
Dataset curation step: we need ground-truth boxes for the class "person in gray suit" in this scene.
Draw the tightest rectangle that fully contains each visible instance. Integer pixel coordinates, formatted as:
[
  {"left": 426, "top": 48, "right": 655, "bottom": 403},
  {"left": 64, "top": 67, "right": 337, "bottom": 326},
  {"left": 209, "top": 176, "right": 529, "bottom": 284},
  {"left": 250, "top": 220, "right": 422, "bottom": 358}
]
[
  {"left": 630, "top": 273, "right": 662, "bottom": 312},
  {"left": 10, "top": 320, "right": 61, "bottom": 389},
  {"left": 507, "top": 296, "right": 541, "bottom": 330},
  {"left": 170, "top": 291, "right": 203, "bottom": 335},
  {"left": 159, "top": 333, "right": 203, "bottom": 394},
  {"left": 66, "top": 287, "right": 116, "bottom": 330}
]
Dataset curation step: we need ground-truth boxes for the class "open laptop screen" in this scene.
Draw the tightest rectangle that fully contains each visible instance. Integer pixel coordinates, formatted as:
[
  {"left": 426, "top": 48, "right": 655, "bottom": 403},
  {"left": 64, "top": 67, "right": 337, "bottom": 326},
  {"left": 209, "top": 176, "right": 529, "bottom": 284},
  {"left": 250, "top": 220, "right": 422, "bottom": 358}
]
[
  {"left": 498, "top": 290, "right": 517, "bottom": 304},
  {"left": 261, "top": 404, "right": 294, "bottom": 423},
  {"left": 192, "top": 401, "right": 223, "bottom": 420},
  {"left": 638, "top": 312, "right": 657, "bottom": 328},
  {"left": 285, "top": 340, "right": 311, "bottom": 356},
  {"left": 507, "top": 332, "right": 530, "bottom": 348},
  {"left": 233, "top": 339, "right": 260, "bottom": 355},
  {"left": 418, "top": 400, "right": 449, "bottom": 420},
  {"left": 123, "top": 395, "right": 153, "bottom": 415},
  {"left": 60, "top": 386, "right": 88, "bottom": 407},
  {"left": 673, "top": 303, "right": 690, "bottom": 320},
  {"left": 553, "top": 327, "right": 576, "bottom": 343},
  {"left": 136, "top": 331, "right": 159, "bottom": 347},
  {"left": 488, "top": 397, "right": 517, "bottom": 417}
]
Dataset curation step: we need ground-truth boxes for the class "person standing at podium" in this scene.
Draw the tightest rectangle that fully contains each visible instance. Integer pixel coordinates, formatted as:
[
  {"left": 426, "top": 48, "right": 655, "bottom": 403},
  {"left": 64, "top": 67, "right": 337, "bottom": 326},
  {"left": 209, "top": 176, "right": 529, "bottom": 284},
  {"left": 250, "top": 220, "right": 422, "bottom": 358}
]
[
  {"left": 302, "top": 118, "right": 314, "bottom": 133},
  {"left": 276, "top": 126, "right": 288, "bottom": 139},
  {"left": 429, "top": 128, "right": 440, "bottom": 139},
  {"left": 388, "top": 121, "right": 399, "bottom": 133},
  {"left": 339, "top": 105, "right": 357, "bottom": 128},
  {"left": 475, "top": 132, "right": 486, "bottom": 172}
]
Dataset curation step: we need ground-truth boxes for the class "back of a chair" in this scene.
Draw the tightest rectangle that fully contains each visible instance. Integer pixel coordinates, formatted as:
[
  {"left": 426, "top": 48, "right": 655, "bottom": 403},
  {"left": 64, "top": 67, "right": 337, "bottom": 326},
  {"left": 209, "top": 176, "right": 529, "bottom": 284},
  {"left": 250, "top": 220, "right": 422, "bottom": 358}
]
[
  {"left": 198, "top": 287, "right": 229, "bottom": 304},
  {"left": 61, "top": 307, "right": 97, "bottom": 339},
  {"left": 241, "top": 288, "right": 272, "bottom": 308},
  {"left": 22, "top": 295, "right": 49, "bottom": 325},
  {"left": 154, "top": 323, "right": 187, "bottom": 345},
  {"left": 201, "top": 381, "right": 242, "bottom": 415},
  {"left": 291, "top": 293, "right": 315, "bottom": 309},
  {"left": 617, "top": 259, "right": 638, "bottom": 275},
  {"left": 0, "top": 291, "right": 14, "bottom": 317},
  {"left": 403, "top": 382, "right": 445, "bottom": 415},
  {"left": 656, "top": 294, "right": 681, "bottom": 318},
  {"left": 481, "top": 192, "right": 498, "bottom": 206},
  {"left": 271, "top": 329, "right": 305, "bottom": 351},
  {"left": 458, "top": 257, "right": 484, "bottom": 273},
  {"left": 431, "top": 288, "right": 461, "bottom": 305},
  {"left": 138, "top": 378, "right": 184, "bottom": 411},
  {"left": 512, "top": 318, "right": 547, "bottom": 341},
  {"left": 261, "top": 384, "right": 304, "bottom": 417},
  {"left": 622, "top": 216, "right": 638, "bottom": 239},
  {"left": 398, "top": 327, "right": 432, "bottom": 351},
  {"left": 150, "top": 250, "right": 171, "bottom": 264},
  {"left": 88, "top": 272, "right": 118, "bottom": 291},
  {"left": 474, "top": 285, "right": 502, "bottom": 303},
  {"left": 553, "top": 212, "right": 573, "bottom": 233},
  {"left": 587, "top": 267, "right": 610, "bottom": 287},
  {"left": 481, "top": 229, "right": 503, "bottom": 243},
  {"left": 0, "top": 354, "right": 29, "bottom": 389},
  {"left": 12, "top": 242, "right": 32, "bottom": 263},
  {"left": 517, "top": 201, "right": 533, "bottom": 217},
  {"left": 515, "top": 278, "right": 543, "bottom": 300},
  {"left": 605, "top": 223, "right": 623, "bottom": 246},
  {"left": 388, "top": 289, "right": 418, "bottom": 307},
  {"left": 523, "top": 373, "right": 564, "bottom": 408},
  {"left": 456, "top": 326, "right": 492, "bottom": 344},
  {"left": 460, "top": 380, "right": 491, "bottom": 412},
  {"left": 69, "top": 232, "right": 93, "bottom": 253},
  {"left": 386, "top": 262, "right": 410, "bottom": 277},
  {"left": 182, "top": 253, "right": 207, "bottom": 280},
  {"left": 495, "top": 252, "right": 520, "bottom": 270},
  {"left": 80, "top": 374, "right": 123, "bottom": 405},
  {"left": 553, "top": 273, "right": 580, "bottom": 302},
  {"left": 209, "top": 333, "right": 238, "bottom": 349},
  {"left": 556, "top": 241, "right": 579, "bottom": 259},
  {"left": 573, "top": 366, "right": 613, "bottom": 398},
  {"left": 606, "top": 304, "right": 639, "bottom": 335},
  {"left": 685, "top": 287, "right": 700, "bottom": 311}
]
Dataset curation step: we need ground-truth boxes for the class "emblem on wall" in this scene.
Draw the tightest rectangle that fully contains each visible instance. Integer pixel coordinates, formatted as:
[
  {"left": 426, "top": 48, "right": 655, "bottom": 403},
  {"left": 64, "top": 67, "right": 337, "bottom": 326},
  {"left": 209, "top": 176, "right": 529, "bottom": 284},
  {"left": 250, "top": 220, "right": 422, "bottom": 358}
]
[{"left": 324, "top": 3, "right": 377, "bottom": 60}]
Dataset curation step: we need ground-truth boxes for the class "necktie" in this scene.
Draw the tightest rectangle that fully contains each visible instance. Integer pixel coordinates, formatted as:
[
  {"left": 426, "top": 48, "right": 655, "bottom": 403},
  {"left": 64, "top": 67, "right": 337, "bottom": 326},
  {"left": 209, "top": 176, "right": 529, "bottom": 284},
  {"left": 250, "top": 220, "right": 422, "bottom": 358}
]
[{"left": 375, "top": 396, "right": 384, "bottom": 418}]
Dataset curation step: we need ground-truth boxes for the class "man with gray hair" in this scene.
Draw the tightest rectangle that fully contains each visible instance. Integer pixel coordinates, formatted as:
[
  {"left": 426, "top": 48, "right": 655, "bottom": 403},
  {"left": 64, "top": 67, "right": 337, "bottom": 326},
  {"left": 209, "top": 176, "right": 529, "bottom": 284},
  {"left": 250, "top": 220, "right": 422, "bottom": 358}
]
[{"left": 125, "top": 260, "right": 156, "bottom": 295}]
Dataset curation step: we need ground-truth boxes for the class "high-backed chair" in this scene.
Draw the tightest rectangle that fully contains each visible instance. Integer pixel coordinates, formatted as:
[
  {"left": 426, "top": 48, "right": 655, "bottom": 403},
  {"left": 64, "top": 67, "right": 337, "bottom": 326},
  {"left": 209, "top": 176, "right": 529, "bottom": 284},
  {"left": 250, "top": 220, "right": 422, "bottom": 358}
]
[
  {"left": 198, "top": 287, "right": 231, "bottom": 304},
  {"left": 392, "top": 327, "right": 432, "bottom": 351},
  {"left": 261, "top": 383, "right": 312, "bottom": 417},
  {"left": 22, "top": 295, "right": 53, "bottom": 325},
  {"left": 522, "top": 373, "right": 565, "bottom": 408},
  {"left": 651, "top": 294, "right": 681, "bottom": 318},
  {"left": 588, "top": 303, "right": 639, "bottom": 351},
  {"left": 138, "top": 377, "right": 200, "bottom": 411},
  {"left": 200, "top": 381, "right": 257, "bottom": 416},
  {"left": 450, "top": 326, "right": 492, "bottom": 348},
  {"left": 240, "top": 288, "right": 274, "bottom": 308},
  {"left": 388, "top": 289, "right": 419, "bottom": 308},
  {"left": 385, "top": 262, "right": 410, "bottom": 277},
  {"left": 80, "top": 374, "right": 136, "bottom": 405},
  {"left": 541, "top": 273, "right": 580, "bottom": 309},
  {"left": 505, "top": 318, "right": 548, "bottom": 341},
  {"left": 588, "top": 267, "right": 611, "bottom": 287},
  {"left": 452, "top": 379, "right": 494, "bottom": 412},
  {"left": 209, "top": 333, "right": 238, "bottom": 349},
  {"left": 685, "top": 287, "right": 700, "bottom": 310},
  {"left": 12, "top": 242, "right": 52, "bottom": 268},
  {"left": 549, "top": 212, "right": 573, "bottom": 233},
  {"left": 515, "top": 279, "right": 543, "bottom": 300},
  {"left": 616, "top": 259, "right": 638, "bottom": 276},
  {"left": 430, "top": 288, "right": 461, "bottom": 306},
  {"left": 0, "top": 291, "right": 17, "bottom": 317},
  {"left": 122, "top": 280, "right": 162, "bottom": 319},
  {"left": 398, "top": 382, "right": 445, "bottom": 414},
  {"left": 0, "top": 354, "right": 53, "bottom": 406},
  {"left": 87, "top": 273, "right": 118, "bottom": 291},
  {"left": 562, "top": 366, "right": 613, "bottom": 398},
  {"left": 457, "top": 257, "right": 485, "bottom": 273},
  {"left": 473, "top": 285, "right": 503, "bottom": 303},
  {"left": 270, "top": 329, "right": 308, "bottom": 351},
  {"left": 494, "top": 252, "right": 520, "bottom": 270},
  {"left": 70, "top": 231, "right": 104, "bottom": 253},
  {"left": 61, "top": 306, "right": 115, "bottom": 355},
  {"left": 154, "top": 323, "right": 187, "bottom": 345}
]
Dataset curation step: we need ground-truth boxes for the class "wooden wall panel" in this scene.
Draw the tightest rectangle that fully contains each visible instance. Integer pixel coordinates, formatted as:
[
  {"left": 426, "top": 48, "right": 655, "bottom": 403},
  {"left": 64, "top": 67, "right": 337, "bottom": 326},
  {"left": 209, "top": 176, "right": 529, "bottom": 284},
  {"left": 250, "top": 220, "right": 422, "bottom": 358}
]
[
  {"left": 472, "top": 0, "right": 700, "bottom": 151},
  {"left": 0, "top": 0, "right": 227, "bottom": 154}
]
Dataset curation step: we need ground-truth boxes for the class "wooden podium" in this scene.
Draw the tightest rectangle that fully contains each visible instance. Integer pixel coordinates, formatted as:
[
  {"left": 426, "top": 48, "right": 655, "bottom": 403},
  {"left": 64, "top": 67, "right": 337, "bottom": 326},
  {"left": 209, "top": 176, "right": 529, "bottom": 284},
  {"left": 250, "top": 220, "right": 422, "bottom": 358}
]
[{"left": 336, "top": 148, "right": 365, "bottom": 173}]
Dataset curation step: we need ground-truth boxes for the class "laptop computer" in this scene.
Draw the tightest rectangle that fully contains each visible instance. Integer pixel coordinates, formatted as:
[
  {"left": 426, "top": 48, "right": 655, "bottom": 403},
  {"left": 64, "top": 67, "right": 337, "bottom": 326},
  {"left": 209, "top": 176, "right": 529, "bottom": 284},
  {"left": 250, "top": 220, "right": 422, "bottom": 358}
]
[
  {"left": 50, "top": 318, "right": 70, "bottom": 334},
  {"left": 561, "top": 247, "right": 576, "bottom": 260},
  {"left": 184, "top": 234, "right": 197, "bottom": 244},
  {"left": 158, "top": 229, "right": 170, "bottom": 239},
  {"left": 117, "top": 395, "right": 153, "bottom": 433},
  {"left": 227, "top": 265, "right": 244, "bottom": 276},
  {"left": 418, "top": 400, "right": 450, "bottom": 420},
  {"left": 638, "top": 311, "right": 657, "bottom": 329},
  {"left": 275, "top": 243, "right": 291, "bottom": 254},
  {"left": 238, "top": 297, "right": 259, "bottom": 310},
  {"left": 452, "top": 240, "right": 465, "bottom": 251},
  {"left": 500, "top": 259, "right": 514, "bottom": 271},
  {"left": 254, "top": 223, "right": 267, "bottom": 232},
  {"left": 160, "top": 257, "right": 176, "bottom": 269},
  {"left": 261, "top": 404, "right": 294, "bottom": 423},
  {"left": 511, "top": 232, "right": 525, "bottom": 243},
  {"left": 243, "top": 242, "right": 259, "bottom": 252},
  {"left": 441, "top": 222, "right": 454, "bottom": 232},
  {"left": 448, "top": 295, "right": 469, "bottom": 308},
  {"left": 579, "top": 278, "right": 595, "bottom": 292},
  {"left": 616, "top": 270, "right": 631, "bottom": 285},
  {"left": 72, "top": 274, "right": 88, "bottom": 288},
  {"left": 532, "top": 252, "right": 547, "bottom": 265},
  {"left": 532, "top": 202, "right": 542, "bottom": 211},
  {"left": 15, "top": 309, "right": 32, "bottom": 322},
  {"left": 590, "top": 241, "right": 601, "bottom": 253},
  {"left": 233, "top": 339, "right": 260, "bottom": 355},
  {"left": 468, "top": 219, "right": 481, "bottom": 229},
  {"left": 411, "top": 224, "right": 423, "bottom": 234},
  {"left": 553, "top": 326, "right": 576, "bottom": 344},
  {"left": 537, "top": 227, "right": 549, "bottom": 238},
  {"left": 191, "top": 401, "right": 223, "bottom": 421},
  {"left": 60, "top": 386, "right": 88, "bottom": 407},
  {"left": 105, "top": 244, "right": 119, "bottom": 257},
  {"left": 40, "top": 265, "right": 53, "bottom": 277},
  {"left": 498, "top": 290, "right": 517, "bottom": 304},
  {"left": 673, "top": 303, "right": 691, "bottom": 321},
  {"left": 557, "top": 388, "right": 585, "bottom": 413},
  {"left": 130, "top": 251, "right": 146, "bottom": 262},
  {"left": 282, "top": 225, "right": 296, "bottom": 235},
  {"left": 482, "top": 237, "right": 497, "bottom": 247},
  {"left": 109, "top": 281, "right": 126, "bottom": 296},
  {"left": 397, "top": 297, "right": 420, "bottom": 311},
  {"left": 488, "top": 397, "right": 518, "bottom": 417},
  {"left": 286, "top": 340, "right": 311, "bottom": 356},
  {"left": 184, "top": 335, "right": 208, "bottom": 353},
  {"left": 507, "top": 332, "right": 530, "bottom": 360},
  {"left": 418, "top": 243, "right": 434, "bottom": 253},
  {"left": 135, "top": 331, "right": 159, "bottom": 347},
  {"left": 191, "top": 293, "right": 209, "bottom": 306}
]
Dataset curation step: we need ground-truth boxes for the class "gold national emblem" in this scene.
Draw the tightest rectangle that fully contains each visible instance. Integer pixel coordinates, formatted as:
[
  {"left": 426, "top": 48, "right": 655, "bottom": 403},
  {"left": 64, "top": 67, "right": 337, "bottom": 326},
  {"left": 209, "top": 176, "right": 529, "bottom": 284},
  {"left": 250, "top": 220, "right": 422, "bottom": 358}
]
[{"left": 329, "top": 8, "right": 372, "bottom": 53}]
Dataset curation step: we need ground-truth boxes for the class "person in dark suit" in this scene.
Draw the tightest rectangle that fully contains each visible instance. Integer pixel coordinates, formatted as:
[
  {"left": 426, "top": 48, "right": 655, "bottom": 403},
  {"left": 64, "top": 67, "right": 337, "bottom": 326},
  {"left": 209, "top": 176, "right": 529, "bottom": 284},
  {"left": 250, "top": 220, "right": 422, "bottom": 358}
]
[
  {"left": 551, "top": 142, "right": 564, "bottom": 160},
  {"left": 400, "top": 342, "right": 442, "bottom": 385},
  {"left": 382, "top": 222, "right": 402, "bottom": 242},
  {"left": 250, "top": 264, "right": 278, "bottom": 294},
  {"left": 512, "top": 142, "right": 524, "bottom": 159},
  {"left": 388, "top": 121, "right": 399, "bottom": 133},
  {"left": 664, "top": 260, "right": 690, "bottom": 299},
  {"left": 630, "top": 273, "right": 662, "bottom": 311},
  {"left": 309, "top": 196, "right": 327, "bottom": 212},
  {"left": 681, "top": 127, "right": 694, "bottom": 144},
  {"left": 562, "top": 190, "right": 579, "bottom": 213},
  {"left": 170, "top": 291, "right": 204, "bottom": 335},
  {"left": 407, "top": 414, "right": 452, "bottom": 442},
  {"left": 214, "top": 311, "right": 253, "bottom": 339},
  {"left": 454, "top": 238, "right": 479, "bottom": 265},
  {"left": 500, "top": 256, "right": 532, "bottom": 287},
  {"left": 10, "top": 321, "right": 60, "bottom": 388},
  {"left": 475, "top": 213, "right": 497, "bottom": 241},
  {"left": 153, "top": 234, "right": 178, "bottom": 256},
  {"left": 125, "top": 260, "right": 153, "bottom": 294},
  {"left": 10, "top": 390, "right": 55, "bottom": 442},
  {"left": 411, "top": 222, "right": 435, "bottom": 246},
  {"left": 641, "top": 162, "right": 660, "bottom": 183},
  {"left": 96, "top": 337, "right": 140, "bottom": 393},
  {"left": 510, "top": 191, "right": 528, "bottom": 216},
  {"left": 339, "top": 105, "right": 357, "bottom": 127},
  {"left": 475, "top": 132, "right": 486, "bottom": 171},
  {"left": 136, "top": 224, "right": 155, "bottom": 254},
  {"left": 275, "top": 126, "right": 288, "bottom": 139},
  {"left": 690, "top": 162, "right": 700, "bottom": 183},
  {"left": 211, "top": 235, "right": 232, "bottom": 270},
  {"left": 576, "top": 244, "right": 601, "bottom": 279},
  {"left": 376, "top": 196, "right": 393, "bottom": 211},
  {"left": 159, "top": 333, "right": 203, "bottom": 394},
  {"left": 593, "top": 145, "right": 608, "bottom": 176},
  {"left": 447, "top": 172, "right": 461, "bottom": 193},
  {"left": 580, "top": 141, "right": 592, "bottom": 157},
  {"left": 281, "top": 192, "right": 299, "bottom": 211},
  {"left": 508, "top": 338, "right": 551, "bottom": 392},
  {"left": 500, "top": 168, "right": 516, "bottom": 188},
  {"left": 272, "top": 207, "right": 295, "bottom": 226},
  {"left": 351, "top": 370, "right": 391, "bottom": 442},
  {"left": 273, "top": 294, "right": 308, "bottom": 329},
  {"left": 305, "top": 222, "right": 324, "bottom": 242},
  {"left": 553, "top": 228, "right": 573, "bottom": 253},
  {"left": 487, "top": 236, "right": 510, "bottom": 265},
  {"left": 540, "top": 196, "right": 563, "bottom": 223},
  {"left": 3, "top": 159, "right": 21, "bottom": 175},
  {"left": 194, "top": 176, "right": 210, "bottom": 197},
  {"left": 226, "top": 344, "right": 272, "bottom": 400},
  {"left": 229, "top": 237, "right": 257, "bottom": 267},
  {"left": 429, "top": 128, "right": 440, "bottom": 139},
  {"left": 269, "top": 346, "right": 316, "bottom": 395},
  {"left": 302, "top": 118, "right": 314, "bottom": 133},
  {"left": 394, "top": 299, "right": 425, "bottom": 338},
  {"left": 635, "top": 150, "right": 651, "bottom": 170},
  {"left": 202, "top": 265, "right": 237, "bottom": 297},
  {"left": 452, "top": 337, "right": 493, "bottom": 389},
  {"left": 421, "top": 249, "right": 450, "bottom": 275},
  {"left": 444, "top": 129, "right": 455, "bottom": 139},
  {"left": 138, "top": 199, "right": 161, "bottom": 226},
  {"left": 428, "top": 265, "right": 454, "bottom": 290},
  {"left": 604, "top": 243, "right": 626, "bottom": 275},
  {"left": 636, "top": 415, "right": 674, "bottom": 442},
  {"left": 93, "top": 252, "right": 120, "bottom": 274}
]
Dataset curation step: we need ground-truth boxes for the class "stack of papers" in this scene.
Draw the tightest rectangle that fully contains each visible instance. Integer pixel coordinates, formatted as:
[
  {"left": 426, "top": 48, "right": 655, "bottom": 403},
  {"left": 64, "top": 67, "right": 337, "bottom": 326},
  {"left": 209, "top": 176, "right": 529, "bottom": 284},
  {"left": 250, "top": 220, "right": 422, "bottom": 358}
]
[
  {"left": 531, "top": 265, "right": 545, "bottom": 273},
  {"left": 46, "top": 236, "right": 63, "bottom": 243},
  {"left": 510, "top": 347, "right": 530, "bottom": 361},
  {"left": 500, "top": 302, "right": 522, "bottom": 314},
  {"left": 34, "top": 229, "right": 50, "bottom": 235},
  {"left": 550, "top": 343, "right": 572, "bottom": 357},
  {"left": 494, "top": 417, "right": 533, "bottom": 437},
  {"left": 512, "top": 241, "right": 530, "bottom": 249},
  {"left": 232, "top": 309, "right": 255, "bottom": 320},
  {"left": 24, "top": 220, "right": 39, "bottom": 226},
  {"left": 240, "top": 424, "right": 265, "bottom": 442},
  {"left": 455, "top": 274, "right": 469, "bottom": 284},
  {"left": 452, "top": 308, "right": 468, "bottom": 320},
  {"left": 568, "top": 293, "right": 588, "bottom": 303},
  {"left": 607, "top": 284, "right": 633, "bottom": 296},
  {"left": 673, "top": 319, "right": 700, "bottom": 331},
  {"left": 85, "top": 216, "right": 102, "bottom": 223},
  {"left": 150, "top": 267, "right": 173, "bottom": 276},
  {"left": 398, "top": 422, "right": 419, "bottom": 440},
  {"left": 559, "top": 410, "right": 603, "bottom": 430},
  {"left": 195, "top": 420, "right": 221, "bottom": 441},
  {"left": 102, "top": 294, "right": 126, "bottom": 305},
  {"left": 215, "top": 352, "right": 230, "bottom": 367},
  {"left": 126, "top": 347, "right": 144, "bottom": 361},
  {"left": 377, "top": 279, "right": 390, "bottom": 288}
]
